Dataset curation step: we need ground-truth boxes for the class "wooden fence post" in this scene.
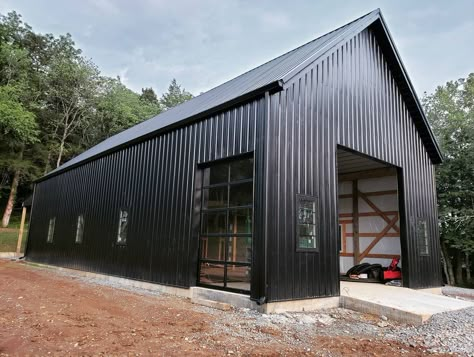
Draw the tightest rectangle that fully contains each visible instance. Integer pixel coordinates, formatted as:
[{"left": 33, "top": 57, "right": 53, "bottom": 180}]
[{"left": 16, "top": 206, "right": 27, "bottom": 255}]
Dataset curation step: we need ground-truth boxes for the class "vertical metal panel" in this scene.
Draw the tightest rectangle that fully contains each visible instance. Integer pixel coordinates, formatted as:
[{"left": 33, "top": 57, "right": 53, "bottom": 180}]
[
  {"left": 264, "top": 27, "right": 441, "bottom": 302},
  {"left": 27, "top": 25, "right": 442, "bottom": 300},
  {"left": 27, "top": 98, "right": 265, "bottom": 290}
]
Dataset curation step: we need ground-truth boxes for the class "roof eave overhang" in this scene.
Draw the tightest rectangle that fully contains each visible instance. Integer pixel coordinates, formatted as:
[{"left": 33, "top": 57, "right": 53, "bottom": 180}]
[
  {"left": 36, "top": 80, "right": 284, "bottom": 183},
  {"left": 370, "top": 15, "right": 443, "bottom": 164}
]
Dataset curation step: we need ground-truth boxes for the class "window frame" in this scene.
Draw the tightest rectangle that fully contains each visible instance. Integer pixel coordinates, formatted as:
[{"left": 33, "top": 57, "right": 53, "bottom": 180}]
[
  {"left": 197, "top": 155, "right": 254, "bottom": 294},
  {"left": 416, "top": 218, "right": 429, "bottom": 256},
  {"left": 75, "top": 214, "right": 85, "bottom": 244},
  {"left": 47, "top": 217, "right": 55, "bottom": 243},
  {"left": 116, "top": 209, "right": 129, "bottom": 245},
  {"left": 295, "top": 194, "right": 319, "bottom": 252}
]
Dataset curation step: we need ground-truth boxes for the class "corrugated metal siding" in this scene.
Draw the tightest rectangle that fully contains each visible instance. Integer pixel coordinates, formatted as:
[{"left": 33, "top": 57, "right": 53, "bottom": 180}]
[
  {"left": 264, "top": 27, "right": 441, "bottom": 302},
  {"left": 27, "top": 98, "right": 265, "bottom": 288}
]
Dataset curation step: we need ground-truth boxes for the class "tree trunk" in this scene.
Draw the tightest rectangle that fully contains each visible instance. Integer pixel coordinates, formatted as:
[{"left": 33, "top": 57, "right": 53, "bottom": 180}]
[
  {"left": 440, "top": 245, "right": 451, "bottom": 285},
  {"left": 466, "top": 253, "right": 472, "bottom": 283},
  {"left": 1, "top": 169, "right": 20, "bottom": 228},
  {"left": 56, "top": 126, "right": 68, "bottom": 168},
  {"left": 441, "top": 241, "right": 455, "bottom": 285},
  {"left": 455, "top": 250, "right": 464, "bottom": 286},
  {"left": 44, "top": 151, "right": 52, "bottom": 175}
]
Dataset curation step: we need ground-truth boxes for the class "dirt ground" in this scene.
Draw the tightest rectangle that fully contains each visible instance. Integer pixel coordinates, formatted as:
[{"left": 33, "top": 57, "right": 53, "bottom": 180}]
[{"left": 0, "top": 260, "right": 447, "bottom": 356}]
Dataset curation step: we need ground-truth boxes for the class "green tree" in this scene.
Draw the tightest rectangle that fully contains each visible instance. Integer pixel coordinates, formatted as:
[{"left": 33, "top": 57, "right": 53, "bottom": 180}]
[
  {"left": 86, "top": 78, "right": 161, "bottom": 146},
  {"left": 0, "top": 10, "right": 192, "bottom": 228},
  {"left": 44, "top": 54, "right": 100, "bottom": 168},
  {"left": 0, "top": 13, "right": 40, "bottom": 227},
  {"left": 423, "top": 73, "right": 474, "bottom": 286},
  {"left": 140, "top": 87, "right": 159, "bottom": 105},
  {"left": 160, "top": 78, "right": 193, "bottom": 110}
]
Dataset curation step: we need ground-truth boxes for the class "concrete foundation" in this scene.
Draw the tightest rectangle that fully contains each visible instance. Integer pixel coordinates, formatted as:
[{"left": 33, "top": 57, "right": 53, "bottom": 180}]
[
  {"left": 263, "top": 297, "right": 340, "bottom": 313},
  {"left": 24, "top": 261, "right": 191, "bottom": 298},
  {"left": 19, "top": 260, "right": 473, "bottom": 324}
]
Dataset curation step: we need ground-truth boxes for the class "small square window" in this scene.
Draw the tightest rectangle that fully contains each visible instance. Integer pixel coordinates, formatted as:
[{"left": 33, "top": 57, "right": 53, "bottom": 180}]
[
  {"left": 296, "top": 195, "right": 318, "bottom": 251},
  {"left": 75, "top": 215, "right": 84, "bottom": 244},
  {"left": 47, "top": 217, "right": 55, "bottom": 243},
  {"left": 117, "top": 209, "right": 128, "bottom": 245},
  {"left": 416, "top": 219, "right": 429, "bottom": 255}
]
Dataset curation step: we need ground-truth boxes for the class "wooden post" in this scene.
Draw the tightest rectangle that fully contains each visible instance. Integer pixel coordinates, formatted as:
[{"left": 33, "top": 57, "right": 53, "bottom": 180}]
[
  {"left": 16, "top": 206, "right": 27, "bottom": 255},
  {"left": 352, "top": 180, "right": 360, "bottom": 264}
]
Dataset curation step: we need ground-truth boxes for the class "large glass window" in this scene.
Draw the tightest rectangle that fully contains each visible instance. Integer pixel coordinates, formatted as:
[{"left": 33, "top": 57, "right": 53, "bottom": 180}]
[{"left": 198, "top": 157, "right": 253, "bottom": 293}]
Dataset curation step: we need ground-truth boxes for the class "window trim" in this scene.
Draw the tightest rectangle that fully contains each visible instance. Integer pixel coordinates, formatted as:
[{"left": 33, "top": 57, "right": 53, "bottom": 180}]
[
  {"left": 296, "top": 194, "right": 319, "bottom": 252},
  {"left": 75, "top": 214, "right": 84, "bottom": 244},
  {"left": 47, "top": 217, "right": 55, "bottom": 243},
  {"left": 116, "top": 209, "right": 129, "bottom": 245}
]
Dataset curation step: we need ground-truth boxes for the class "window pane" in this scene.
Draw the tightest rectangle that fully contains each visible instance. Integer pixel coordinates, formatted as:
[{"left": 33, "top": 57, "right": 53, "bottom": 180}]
[
  {"left": 47, "top": 217, "right": 55, "bottom": 243},
  {"left": 297, "top": 195, "right": 318, "bottom": 250},
  {"left": 117, "top": 210, "right": 128, "bottom": 244},
  {"left": 229, "top": 208, "right": 252, "bottom": 234},
  {"left": 209, "top": 163, "right": 228, "bottom": 185},
  {"left": 199, "top": 262, "right": 224, "bottom": 287},
  {"left": 226, "top": 264, "right": 250, "bottom": 291},
  {"left": 229, "top": 182, "right": 253, "bottom": 207},
  {"left": 201, "top": 211, "right": 226, "bottom": 234},
  {"left": 230, "top": 158, "right": 253, "bottom": 181},
  {"left": 417, "top": 219, "right": 429, "bottom": 255},
  {"left": 200, "top": 237, "right": 226, "bottom": 261},
  {"left": 299, "top": 223, "right": 316, "bottom": 237},
  {"left": 227, "top": 237, "right": 252, "bottom": 263},
  {"left": 202, "top": 186, "right": 228, "bottom": 209},
  {"left": 75, "top": 215, "right": 84, "bottom": 244},
  {"left": 298, "top": 201, "right": 316, "bottom": 225},
  {"left": 298, "top": 236, "right": 318, "bottom": 249}
]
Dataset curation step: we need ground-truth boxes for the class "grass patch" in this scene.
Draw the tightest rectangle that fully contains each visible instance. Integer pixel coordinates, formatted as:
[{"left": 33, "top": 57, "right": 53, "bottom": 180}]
[{"left": 0, "top": 228, "right": 28, "bottom": 252}]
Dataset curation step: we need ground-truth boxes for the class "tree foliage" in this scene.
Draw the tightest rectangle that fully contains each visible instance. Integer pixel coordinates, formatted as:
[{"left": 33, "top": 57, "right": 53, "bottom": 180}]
[
  {"left": 0, "top": 10, "right": 192, "bottom": 226},
  {"left": 160, "top": 78, "right": 193, "bottom": 110},
  {"left": 423, "top": 73, "right": 474, "bottom": 286}
]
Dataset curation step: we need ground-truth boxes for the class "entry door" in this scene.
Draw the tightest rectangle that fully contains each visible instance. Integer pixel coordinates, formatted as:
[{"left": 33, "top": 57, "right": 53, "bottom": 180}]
[{"left": 197, "top": 157, "right": 253, "bottom": 293}]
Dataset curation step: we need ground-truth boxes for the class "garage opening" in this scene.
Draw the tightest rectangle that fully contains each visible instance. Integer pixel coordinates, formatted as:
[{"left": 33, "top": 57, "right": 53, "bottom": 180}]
[{"left": 337, "top": 147, "right": 402, "bottom": 285}]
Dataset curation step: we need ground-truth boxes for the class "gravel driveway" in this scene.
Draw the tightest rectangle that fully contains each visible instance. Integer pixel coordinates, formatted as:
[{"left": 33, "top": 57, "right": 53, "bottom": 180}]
[{"left": 1, "top": 259, "right": 472, "bottom": 356}]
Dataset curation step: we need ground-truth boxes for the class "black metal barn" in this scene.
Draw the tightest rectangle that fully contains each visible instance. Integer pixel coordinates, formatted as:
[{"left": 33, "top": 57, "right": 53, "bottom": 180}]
[{"left": 26, "top": 9, "right": 443, "bottom": 304}]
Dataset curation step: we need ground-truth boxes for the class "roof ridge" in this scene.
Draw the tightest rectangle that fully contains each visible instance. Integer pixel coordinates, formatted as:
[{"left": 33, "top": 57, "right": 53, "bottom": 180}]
[{"left": 187, "top": 9, "right": 380, "bottom": 103}]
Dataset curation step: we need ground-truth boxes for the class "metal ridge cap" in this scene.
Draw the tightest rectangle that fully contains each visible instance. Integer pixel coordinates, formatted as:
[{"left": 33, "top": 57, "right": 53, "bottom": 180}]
[{"left": 281, "top": 9, "right": 381, "bottom": 84}]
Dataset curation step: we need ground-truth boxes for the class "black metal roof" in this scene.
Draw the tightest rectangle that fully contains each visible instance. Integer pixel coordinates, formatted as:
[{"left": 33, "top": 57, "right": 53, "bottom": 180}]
[{"left": 42, "top": 9, "right": 442, "bottom": 181}]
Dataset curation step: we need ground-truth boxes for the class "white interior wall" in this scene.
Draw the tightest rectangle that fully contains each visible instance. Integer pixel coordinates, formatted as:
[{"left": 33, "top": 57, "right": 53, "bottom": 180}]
[{"left": 339, "top": 175, "right": 401, "bottom": 274}]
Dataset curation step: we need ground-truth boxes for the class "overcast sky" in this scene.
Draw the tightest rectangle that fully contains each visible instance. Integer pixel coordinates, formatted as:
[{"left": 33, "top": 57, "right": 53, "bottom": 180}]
[{"left": 1, "top": 0, "right": 473, "bottom": 97}]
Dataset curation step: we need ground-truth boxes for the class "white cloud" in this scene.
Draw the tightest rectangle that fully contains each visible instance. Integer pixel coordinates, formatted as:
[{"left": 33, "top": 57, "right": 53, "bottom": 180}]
[{"left": 87, "top": 0, "right": 120, "bottom": 16}]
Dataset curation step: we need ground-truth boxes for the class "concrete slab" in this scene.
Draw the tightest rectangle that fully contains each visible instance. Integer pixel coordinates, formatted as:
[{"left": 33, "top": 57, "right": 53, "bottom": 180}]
[
  {"left": 264, "top": 297, "right": 340, "bottom": 314},
  {"left": 340, "top": 281, "right": 474, "bottom": 325}
]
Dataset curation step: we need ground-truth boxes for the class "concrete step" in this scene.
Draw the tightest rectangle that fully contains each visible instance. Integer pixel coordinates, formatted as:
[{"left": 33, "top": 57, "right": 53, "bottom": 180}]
[{"left": 340, "top": 281, "right": 474, "bottom": 325}]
